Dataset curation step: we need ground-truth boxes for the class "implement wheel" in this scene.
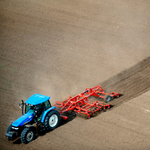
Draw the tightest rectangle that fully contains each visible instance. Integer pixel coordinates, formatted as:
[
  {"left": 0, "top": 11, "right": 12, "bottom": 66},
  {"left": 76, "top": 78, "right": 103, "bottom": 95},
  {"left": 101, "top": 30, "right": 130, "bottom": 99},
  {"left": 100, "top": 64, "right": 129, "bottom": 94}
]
[
  {"left": 44, "top": 110, "right": 60, "bottom": 131},
  {"left": 104, "top": 95, "right": 112, "bottom": 103},
  {"left": 21, "top": 127, "right": 36, "bottom": 144}
]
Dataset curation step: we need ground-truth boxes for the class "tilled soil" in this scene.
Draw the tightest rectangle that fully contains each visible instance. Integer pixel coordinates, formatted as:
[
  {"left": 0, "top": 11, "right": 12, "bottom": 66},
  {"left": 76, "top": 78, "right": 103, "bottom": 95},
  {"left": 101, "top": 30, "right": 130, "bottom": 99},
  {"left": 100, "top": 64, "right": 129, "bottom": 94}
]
[
  {"left": 0, "top": 0, "right": 150, "bottom": 150},
  {"left": 101, "top": 56, "right": 150, "bottom": 107}
]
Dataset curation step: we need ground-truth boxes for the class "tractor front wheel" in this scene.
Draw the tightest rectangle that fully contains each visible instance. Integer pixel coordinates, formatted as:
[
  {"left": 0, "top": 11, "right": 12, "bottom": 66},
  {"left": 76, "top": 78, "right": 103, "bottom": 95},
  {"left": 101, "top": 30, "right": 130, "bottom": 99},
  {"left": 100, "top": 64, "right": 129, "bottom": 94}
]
[
  {"left": 44, "top": 110, "right": 60, "bottom": 131},
  {"left": 21, "top": 127, "right": 36, "bottom": 144}
]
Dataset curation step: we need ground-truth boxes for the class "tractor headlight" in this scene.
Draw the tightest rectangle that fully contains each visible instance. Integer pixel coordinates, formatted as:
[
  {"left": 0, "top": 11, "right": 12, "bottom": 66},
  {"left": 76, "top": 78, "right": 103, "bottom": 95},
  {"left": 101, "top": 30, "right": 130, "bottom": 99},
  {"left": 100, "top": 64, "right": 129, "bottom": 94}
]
[{"left": 12, "top": 127, "right": 19, "bottom": 130}]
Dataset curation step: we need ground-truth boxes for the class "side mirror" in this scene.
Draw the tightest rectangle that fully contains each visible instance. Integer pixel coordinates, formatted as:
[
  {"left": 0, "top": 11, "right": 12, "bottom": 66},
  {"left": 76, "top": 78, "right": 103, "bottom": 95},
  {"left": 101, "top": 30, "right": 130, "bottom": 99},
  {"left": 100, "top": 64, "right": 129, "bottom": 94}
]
[
  {"left": 19, "top": 100, "right": 24, "bottom": 108},
  {"left": 19, "top": 103, "right": 22, "bottom": 108}
]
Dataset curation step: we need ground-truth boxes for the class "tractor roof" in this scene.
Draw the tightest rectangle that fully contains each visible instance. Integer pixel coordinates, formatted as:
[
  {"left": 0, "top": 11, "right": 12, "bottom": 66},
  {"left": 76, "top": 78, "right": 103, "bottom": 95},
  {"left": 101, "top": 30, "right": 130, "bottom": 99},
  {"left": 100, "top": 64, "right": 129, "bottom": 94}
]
[{"left": 25, "top": 94, "right": 50, "bottom": 105}]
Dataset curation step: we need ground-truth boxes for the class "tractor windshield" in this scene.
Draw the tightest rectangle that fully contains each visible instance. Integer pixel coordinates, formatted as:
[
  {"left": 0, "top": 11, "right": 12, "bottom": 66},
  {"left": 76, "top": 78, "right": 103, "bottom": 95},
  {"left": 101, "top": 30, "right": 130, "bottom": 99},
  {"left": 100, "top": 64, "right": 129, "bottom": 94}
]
[
  {"left": 25, "top": 104, "right": 34, "bottom": 113},
  {"left": 25, "top": 100, "right": 51, "bottom": 114}
]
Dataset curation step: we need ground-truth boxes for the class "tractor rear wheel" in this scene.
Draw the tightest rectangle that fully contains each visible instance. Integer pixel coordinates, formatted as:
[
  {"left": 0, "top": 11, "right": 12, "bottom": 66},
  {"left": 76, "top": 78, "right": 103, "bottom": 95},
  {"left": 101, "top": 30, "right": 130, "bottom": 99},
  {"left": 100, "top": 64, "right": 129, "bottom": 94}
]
[
  {"left": 104, "top": 95, "right": 112, "bottom": 103},
  {"left": 21, "top": 127, "right": 36, "bottom": 144},
  {"left": 44, "top": 110, "right": 60, "bottom": 131}
]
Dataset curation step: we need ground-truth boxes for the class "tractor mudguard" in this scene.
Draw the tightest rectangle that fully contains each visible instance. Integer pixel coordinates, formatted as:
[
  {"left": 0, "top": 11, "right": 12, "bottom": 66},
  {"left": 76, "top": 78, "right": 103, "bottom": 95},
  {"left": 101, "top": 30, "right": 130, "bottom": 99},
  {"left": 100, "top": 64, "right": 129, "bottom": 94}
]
[{"left": 41, "top": 106, "right": 57, "bottom": 123}]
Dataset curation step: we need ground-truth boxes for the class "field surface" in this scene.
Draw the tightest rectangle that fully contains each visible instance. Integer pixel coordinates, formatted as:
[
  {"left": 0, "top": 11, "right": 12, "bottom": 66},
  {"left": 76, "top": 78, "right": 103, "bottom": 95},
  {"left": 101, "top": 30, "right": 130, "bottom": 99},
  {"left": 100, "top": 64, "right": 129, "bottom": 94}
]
[{"left": 0, "top": 0, "right": 150, "bottom": 150}]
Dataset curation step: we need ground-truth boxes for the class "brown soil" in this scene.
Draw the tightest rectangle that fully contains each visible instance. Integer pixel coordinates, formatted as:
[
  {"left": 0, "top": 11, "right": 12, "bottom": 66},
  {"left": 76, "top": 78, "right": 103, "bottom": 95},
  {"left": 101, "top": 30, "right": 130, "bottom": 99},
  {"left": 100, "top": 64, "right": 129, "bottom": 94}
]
[
  {"left": 101, "top": 56, "right": 150, "bottom": 106},
  {"left": 0, "top": 0, "right": 150, "bottom": 150}
]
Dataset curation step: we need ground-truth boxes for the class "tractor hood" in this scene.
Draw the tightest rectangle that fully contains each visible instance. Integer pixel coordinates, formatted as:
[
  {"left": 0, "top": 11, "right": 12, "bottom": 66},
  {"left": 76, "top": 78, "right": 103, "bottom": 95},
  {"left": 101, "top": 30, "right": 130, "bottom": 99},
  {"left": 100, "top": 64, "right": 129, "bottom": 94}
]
[{"left": 12, "top": 112, "right": 34, "bottom": 127}]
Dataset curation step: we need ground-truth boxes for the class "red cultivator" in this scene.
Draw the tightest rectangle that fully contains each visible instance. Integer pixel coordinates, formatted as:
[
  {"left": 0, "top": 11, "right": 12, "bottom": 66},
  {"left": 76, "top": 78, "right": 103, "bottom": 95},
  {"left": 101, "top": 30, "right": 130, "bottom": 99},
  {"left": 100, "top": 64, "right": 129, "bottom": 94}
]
[{"left": 54, "top": 85, "right": 119, "bottom": 119}]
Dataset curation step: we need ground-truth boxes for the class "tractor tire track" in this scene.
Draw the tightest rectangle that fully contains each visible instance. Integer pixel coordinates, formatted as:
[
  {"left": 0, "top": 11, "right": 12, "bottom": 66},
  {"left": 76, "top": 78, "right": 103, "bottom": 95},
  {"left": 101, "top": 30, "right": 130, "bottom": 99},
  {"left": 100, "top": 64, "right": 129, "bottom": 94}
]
[{"left": 101, "top": 56, "right": 150, "bottom": 107}]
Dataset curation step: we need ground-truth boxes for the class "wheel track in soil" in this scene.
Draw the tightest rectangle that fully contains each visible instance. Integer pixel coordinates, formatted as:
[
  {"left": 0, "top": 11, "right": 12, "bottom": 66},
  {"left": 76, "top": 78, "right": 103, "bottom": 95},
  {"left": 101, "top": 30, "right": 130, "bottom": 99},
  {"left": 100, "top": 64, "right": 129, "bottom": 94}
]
[{"left": 100, "top": 56, "right": 150, "bottom": 107}]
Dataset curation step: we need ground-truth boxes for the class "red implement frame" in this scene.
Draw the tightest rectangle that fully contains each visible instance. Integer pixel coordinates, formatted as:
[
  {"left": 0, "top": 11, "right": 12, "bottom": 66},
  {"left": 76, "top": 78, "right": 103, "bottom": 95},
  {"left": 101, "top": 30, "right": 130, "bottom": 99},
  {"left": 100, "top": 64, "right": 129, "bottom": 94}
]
[{"left": 54, "top": 85, "right": 119, "bottom": 119}]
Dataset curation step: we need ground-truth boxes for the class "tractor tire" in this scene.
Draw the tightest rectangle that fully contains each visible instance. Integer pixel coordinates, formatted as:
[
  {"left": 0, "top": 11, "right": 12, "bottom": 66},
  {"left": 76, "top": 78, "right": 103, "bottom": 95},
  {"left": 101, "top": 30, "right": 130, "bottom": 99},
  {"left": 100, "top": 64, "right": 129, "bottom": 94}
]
[
  {"left": 6, "top": 124, "right": 12, "bottom": 133},
  {"left": 21, "top": 127, "right": 36, "bottom": 144},
  {"left": 104, "top": 95, "right": 112, "bottom": 103},
  {"left": 44, "top": 110, "right": 60, "bottom": 131}
]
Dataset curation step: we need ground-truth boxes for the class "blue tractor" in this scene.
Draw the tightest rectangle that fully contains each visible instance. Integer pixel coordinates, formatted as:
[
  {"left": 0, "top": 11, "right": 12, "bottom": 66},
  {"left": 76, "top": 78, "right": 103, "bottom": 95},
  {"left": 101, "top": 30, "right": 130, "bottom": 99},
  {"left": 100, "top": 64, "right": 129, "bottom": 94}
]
[{"left": 5, "top": 94, "right": 60, "bottom": 144}]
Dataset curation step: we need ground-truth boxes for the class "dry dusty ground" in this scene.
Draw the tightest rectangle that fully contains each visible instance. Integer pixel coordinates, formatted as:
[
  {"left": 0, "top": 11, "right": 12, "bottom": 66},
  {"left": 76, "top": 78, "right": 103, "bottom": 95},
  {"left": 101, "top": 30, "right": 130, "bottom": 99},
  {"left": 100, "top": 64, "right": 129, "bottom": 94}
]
[{"left": 0, "top": 0, "right": 150, "bottom": 150}]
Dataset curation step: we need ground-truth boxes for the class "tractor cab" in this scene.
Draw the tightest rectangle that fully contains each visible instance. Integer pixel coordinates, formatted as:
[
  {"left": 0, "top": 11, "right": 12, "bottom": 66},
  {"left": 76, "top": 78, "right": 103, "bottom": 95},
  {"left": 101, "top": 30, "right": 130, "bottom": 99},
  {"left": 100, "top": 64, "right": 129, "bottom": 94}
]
[
  {"left": 19, "top": 94, "right": 52, "bottom": 122},
  {"left": 20, "top": 94, "right": 51, "bottom": 115}
]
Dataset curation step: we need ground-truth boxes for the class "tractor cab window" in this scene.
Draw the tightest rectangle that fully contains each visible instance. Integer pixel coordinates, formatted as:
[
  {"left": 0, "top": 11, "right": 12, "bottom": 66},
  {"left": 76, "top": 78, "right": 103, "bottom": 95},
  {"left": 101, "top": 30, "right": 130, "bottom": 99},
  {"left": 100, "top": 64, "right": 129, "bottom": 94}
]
[
  {"left": 34, "top": 104, "right": 44, "bottom": 115},
  {"left": 25, "top": 104, "right": 30, "bottom": 113},
  {"left": 25, "top": 104, "right": 34, "bottom": 113},
  {"left": 43, "top": 100, "right": 51, "bottom": 109}
]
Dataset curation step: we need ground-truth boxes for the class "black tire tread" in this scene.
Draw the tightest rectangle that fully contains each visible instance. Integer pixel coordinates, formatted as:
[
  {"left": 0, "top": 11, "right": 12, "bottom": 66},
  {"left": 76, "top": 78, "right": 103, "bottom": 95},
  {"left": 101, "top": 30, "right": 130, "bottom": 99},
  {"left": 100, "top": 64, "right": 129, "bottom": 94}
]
[
  {"left": 44, "top": 110, "right": 60, "bottom": 131},
  {"left": 21, "top": 127, "right": 36, "bottom": 144}
]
